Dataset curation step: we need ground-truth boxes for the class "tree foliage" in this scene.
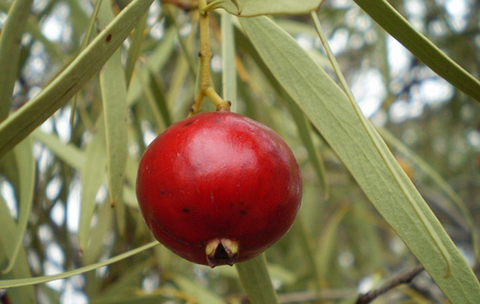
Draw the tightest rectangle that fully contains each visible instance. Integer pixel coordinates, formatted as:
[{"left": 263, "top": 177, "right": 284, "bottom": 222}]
[{"left": 0, "top": 0, "right": 479, "bottom": 303}]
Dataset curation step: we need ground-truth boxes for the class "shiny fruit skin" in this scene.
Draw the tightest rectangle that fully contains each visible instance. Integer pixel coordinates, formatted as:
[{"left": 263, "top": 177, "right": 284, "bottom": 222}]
[{"left": 136, "top": 111, "right": 302, "bottom": 266}]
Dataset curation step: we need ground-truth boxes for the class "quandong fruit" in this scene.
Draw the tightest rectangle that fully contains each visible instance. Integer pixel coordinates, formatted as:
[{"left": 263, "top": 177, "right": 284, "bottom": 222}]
[{"left": 136, "top": 111, "right": 302, "bottom": 267}]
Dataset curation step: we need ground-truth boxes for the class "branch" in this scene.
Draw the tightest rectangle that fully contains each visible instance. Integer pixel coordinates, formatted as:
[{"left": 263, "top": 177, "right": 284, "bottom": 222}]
[{"left": 356, "top": 265, "right": 425, "bottom": 304}]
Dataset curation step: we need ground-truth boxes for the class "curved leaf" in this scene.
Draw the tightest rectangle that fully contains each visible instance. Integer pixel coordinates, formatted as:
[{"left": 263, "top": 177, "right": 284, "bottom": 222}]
[
  {"left": 0, "top": 0, "right": 33, "bottom": 121},
  {"left": 2, "top": 136, "right": 35, "bottom": 274},
  {"left": 239, "top": 16, "right": 480, "bottom": 304},
  {"left": 32, "top": 129, "right": 85, "bottom": 170},
  {"left": 172, "top": 275, "right": 225, "bottom": 304},
  {"left": 0, "top": 196, "right": 35, "bottom": 303},
  {"left": 354, "top": 0, "right": 480, "bottom": 103},
  {"left": 78, "top": 118, "right": 107, "bottom": 251},
  {"left": 0, "top": 242, "right": 159, "bottom": 288}
]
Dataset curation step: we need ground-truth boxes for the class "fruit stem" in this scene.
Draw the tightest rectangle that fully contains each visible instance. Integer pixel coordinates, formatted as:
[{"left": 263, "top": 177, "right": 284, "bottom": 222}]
[
  {"left": 204, "top": 87, "right": 230, "bottom": 111},
  {"left": 235, "top": 254, "right": 280, "bottom": 304},
  {"left": 189, "top": 0, "right": 230, "bottom": 117}
]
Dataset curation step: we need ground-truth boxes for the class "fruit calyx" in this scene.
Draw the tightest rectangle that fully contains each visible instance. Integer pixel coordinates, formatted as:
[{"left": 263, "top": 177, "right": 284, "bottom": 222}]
[{"left": 205, "top": 238, "right": 239, "bottom": 268}]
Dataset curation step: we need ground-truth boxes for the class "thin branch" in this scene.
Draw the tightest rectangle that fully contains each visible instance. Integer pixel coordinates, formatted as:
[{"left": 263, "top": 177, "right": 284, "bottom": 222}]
[{"left": 355, "top": 265, "right": 425, "bottom": 304}]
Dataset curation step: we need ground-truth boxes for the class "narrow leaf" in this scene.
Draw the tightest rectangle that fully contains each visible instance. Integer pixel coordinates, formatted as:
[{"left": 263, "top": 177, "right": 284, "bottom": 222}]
[
  {"left": 70, "top": 0, "right": 104, "bottom": 126},
  {"left": 148, "top": 70, "right": 172, "bottom": 127},
  {"left": 317, "top": 206, "right": 347, "bottom": 284},
  {"left": 0, "top": 0, "right": 154, "bottom": 159},
  {"left": 81, "top": 199, "right": 113, "bottom": 265},
  {"left": 284, "top": 99, "right": 329, "bottom": 200},
  {"left": 0, "top": 0, "right": 33, "bottom": 121},
  {"left": 239, "top": 16, "right": 480, "bottom": 304},
  {"left": 78, "top": 118, "right": 107, "bottom": 251},
  {"left": 0, "top": 196, "right": 35, "bottom": 303},
  {"left": 0, "top": 242, "right": 159, "bottom": 288},
  {"left": 236, "top": 254, "right": 280, "bottom": 304},
  {"left": 354, "top": 0, "right": 480, "bottom": 102},
  {"left": 310, "top": 11, "right": 453, "bottom": 279},
  {"left": 32, "top": 129, "right": 85, "bottom": 170},
  {"left": 2, "top": 137, "right": 35, "bottom": 274},
  {"left": 125, "top": 11, "right": 148, "bottom": 86},
  {"left": 93, "top": 260, "right": 153, "bottom": 301},
  {"left": 172, "top": 275, "right": 224, "bottom": 304},
  {"left": 98, "top": 0, "right": 128, "bottom": 208},
  {"left": 235, "top": 28, "right": 329, "bottom": 197},
  {"left": 379, "top": 128, "right": 480, "bottom": 263},
  {"left": 126, "top": 27, "right": 176, "bottom": 108},
  {"left": 221, "top": 11, "right": 237, "bottom": 111}
]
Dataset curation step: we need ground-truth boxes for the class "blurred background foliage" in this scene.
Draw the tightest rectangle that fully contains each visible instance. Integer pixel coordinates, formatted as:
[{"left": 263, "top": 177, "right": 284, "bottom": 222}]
[{"left": 0, "top": 0, "right": 479, "bottom": 303}]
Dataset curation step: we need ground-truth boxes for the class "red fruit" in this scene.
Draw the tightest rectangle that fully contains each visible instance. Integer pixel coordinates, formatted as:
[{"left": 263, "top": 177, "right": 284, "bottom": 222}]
[{"left": 136, "top": 112, "right": 302, "bottom": 267}]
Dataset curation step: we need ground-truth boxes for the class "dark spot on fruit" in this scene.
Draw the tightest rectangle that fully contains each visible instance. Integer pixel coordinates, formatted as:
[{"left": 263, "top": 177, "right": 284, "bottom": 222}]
[
  {"left": 106, "top": 34, "right": 112, "bottom": 43},
  {"left": 184, "top": 121, "right": 194, "bottom": 127},
  {"left": 227, "top": 101, "right": 232, "bottom": 106},
  {"left": 240, "top": 210, "right": 247, "bottom": 215},
  {"left": 197, "top": 51, "right": 202, "bottom": 57},
  {"left": 182, "top": 208, "right": 191, "bottom": 213},
  {"left": 160, "top": 189, "right": 166, "bottom": 196}
]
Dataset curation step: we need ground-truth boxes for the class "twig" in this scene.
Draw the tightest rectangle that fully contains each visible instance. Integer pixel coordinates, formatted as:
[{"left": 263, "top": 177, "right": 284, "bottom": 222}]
[
  {"left": 355, "top": 265, "right": 425, "bottom": 304},
  {"left": 278, "top": 290, "right": 356, "bottom": 303},
  {"left": 231, "top": 289, "right": 357, "bottom": 304}
]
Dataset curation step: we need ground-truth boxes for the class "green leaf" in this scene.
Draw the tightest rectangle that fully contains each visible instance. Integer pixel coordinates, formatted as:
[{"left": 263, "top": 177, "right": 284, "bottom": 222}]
[
  {"left": 0, "top": 242, "right": 159, "bottom": 288},
  {"left": 221, "top": 11, "right": 237, "bottom": 111},
  {"left": 0, "top": 0, "right": 33, "bottom": 121},
  {"left": 125, "top": 12, "right": 148, "bottom": 86},
  {"left": 32, "top": 129, "right": 85, "bottom": 170},
  {"left": 317, "top": 206, "right": 347, "bottom": 283},
  {"left": 354, "top": 0, "right": 480, "bottom": 103},
  {"left": 0, "top": 196, "right": 35, "bottom": 303},
  {"left": 78, "top": 117, "right": 107, "bottom": 251},
  {"left": 0, "top": 0, "right": 154, "bottom": 159},
  {"left": 292, "top": 216, "right": 322, "bottom": 293},
  {"left": 207, "top": 0, "right": 322, "bottom": 17},
  {"left": 92, "top": 260, "right": 154, "bottom": 302},
  {"left": 172, "top": 275, "right": 225, "bottom": 304},
  {"left": 32, "top": 130, "right": 141, "bottom": 211},
  {"left": 283, "top": 100, "right": 329, "bottom": 200},
  {"left": 164, "top": 5, "right": 197, "bottom": 81},
  {"left": 92, "top": 294, "right": 167, "bottom": 304},
  {"left": 2, "top": 136, "right": 35, "bottom": 274},
  {"left": 137, "top": 71, "right": 166, "bottom": 131},
  {"left": 148, "top": 70, "right": 172, "bottom": 127},
  {"left": 70, "top": 0, "right": 104, "bottom": 126},
  {"left": 81, "top": 199, "right": 113, "bottom": 265},
  {"left": 126, "top": 27, "right": 176, "bottom": 108},
  {"left": 236, "top": 254, "right": 280, "bottom": 304},
  {"left": 379, "top": 128, "right": 480, "bottom": 263},
  {"left": 345, "top": 200, "right": 384, "bottom": 273},
  {"left": 239, "top": 16, "right": 480, "bottom": 304},
  {"left": 234, "top": 27, "right": 329, "bottom": 198},
  {"left": 98, "top": 0, "right": 128, "bottom": 208}
]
